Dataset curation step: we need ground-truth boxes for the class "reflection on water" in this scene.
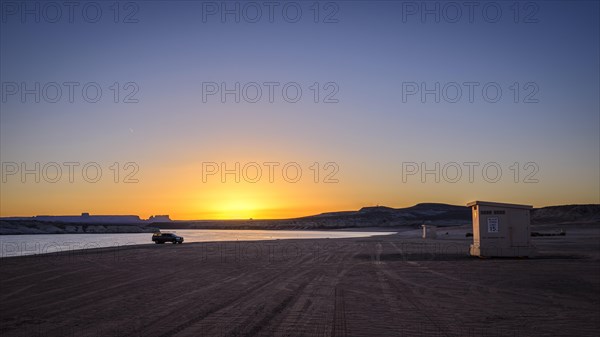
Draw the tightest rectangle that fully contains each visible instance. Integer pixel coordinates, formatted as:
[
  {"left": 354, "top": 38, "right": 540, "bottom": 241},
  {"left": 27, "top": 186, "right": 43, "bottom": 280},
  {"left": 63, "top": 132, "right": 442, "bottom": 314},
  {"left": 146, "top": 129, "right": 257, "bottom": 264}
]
[{"left": 0, "top": 229, "right": 396, "bottom": 257}]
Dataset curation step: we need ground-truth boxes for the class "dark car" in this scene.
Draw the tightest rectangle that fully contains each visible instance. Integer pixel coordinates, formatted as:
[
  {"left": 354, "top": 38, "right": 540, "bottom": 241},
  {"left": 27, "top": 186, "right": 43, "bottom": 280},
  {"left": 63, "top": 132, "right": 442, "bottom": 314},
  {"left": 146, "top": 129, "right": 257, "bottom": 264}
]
[{"left": 152, "top": 232, "right": 184, "bottom": 244}]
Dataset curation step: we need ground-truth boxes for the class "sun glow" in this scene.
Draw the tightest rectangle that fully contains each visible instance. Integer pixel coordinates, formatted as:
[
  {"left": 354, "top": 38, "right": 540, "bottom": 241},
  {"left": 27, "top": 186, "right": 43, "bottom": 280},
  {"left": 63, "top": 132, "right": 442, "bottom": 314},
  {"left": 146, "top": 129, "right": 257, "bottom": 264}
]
[
  {"left": 193, "top": 184, "right": 274, "bottom": 220},
  {"left": 214, "top": 199, "right": 261, "bottom": 219}
]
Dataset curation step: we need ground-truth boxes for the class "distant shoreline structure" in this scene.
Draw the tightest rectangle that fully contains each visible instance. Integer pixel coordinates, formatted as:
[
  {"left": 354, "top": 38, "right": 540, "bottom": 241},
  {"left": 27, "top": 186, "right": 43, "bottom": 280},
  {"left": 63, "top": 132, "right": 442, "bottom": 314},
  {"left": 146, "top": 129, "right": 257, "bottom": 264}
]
[{"left": 1, "top": 213, "right": 172, "bottom": 224}]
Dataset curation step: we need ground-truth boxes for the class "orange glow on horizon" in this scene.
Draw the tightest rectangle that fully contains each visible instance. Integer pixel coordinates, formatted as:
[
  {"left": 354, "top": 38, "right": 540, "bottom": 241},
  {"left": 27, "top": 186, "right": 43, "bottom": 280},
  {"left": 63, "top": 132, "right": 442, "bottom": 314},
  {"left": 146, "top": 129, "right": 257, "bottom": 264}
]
[{"left": 1, "top": 157, "right": 598, "bottom": 220}]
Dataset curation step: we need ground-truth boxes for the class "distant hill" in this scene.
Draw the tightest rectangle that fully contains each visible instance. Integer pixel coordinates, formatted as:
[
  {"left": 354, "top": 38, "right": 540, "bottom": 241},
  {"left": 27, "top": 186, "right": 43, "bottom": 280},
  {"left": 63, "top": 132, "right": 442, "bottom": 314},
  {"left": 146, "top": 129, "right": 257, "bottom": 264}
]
[
  {"left": 305, "top": 203, "right": 471, "bottom": 226},
  {"left": 156, "top": 203, "right": 474, "bottom": 230},
  {"left": 531, "top": 204, "right": 600, "bottom": 224},
  {"left": 157, "top": 203, "right": 599, "bottom": 230},
  {"left": 1, "top": 203, "right": 598, "bottom": 234}
]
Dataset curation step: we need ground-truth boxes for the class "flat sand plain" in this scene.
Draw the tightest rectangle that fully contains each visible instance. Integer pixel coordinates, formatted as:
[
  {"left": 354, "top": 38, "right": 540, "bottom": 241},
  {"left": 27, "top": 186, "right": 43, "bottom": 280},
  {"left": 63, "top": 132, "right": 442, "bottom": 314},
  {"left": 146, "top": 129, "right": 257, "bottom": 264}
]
[{"left": 1, "top": 224, "right": 598, "bottom": 337}]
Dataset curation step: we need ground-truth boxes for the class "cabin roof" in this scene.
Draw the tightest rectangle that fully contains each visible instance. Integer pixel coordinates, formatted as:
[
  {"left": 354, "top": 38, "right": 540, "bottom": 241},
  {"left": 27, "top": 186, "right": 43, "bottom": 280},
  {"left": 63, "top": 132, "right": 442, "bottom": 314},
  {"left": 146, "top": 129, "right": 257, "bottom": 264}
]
[{"left": 466, "top": 201, "right": 533, "bottom": 209}]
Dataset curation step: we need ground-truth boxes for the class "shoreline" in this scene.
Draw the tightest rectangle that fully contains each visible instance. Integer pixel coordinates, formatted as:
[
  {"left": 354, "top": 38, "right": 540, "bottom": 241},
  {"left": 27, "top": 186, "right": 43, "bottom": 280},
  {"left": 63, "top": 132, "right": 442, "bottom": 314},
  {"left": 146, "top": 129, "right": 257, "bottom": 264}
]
[
  {"left": 0, "top": 230, "right": 402, "bottom": 259},
  {"left": 0, "top": 226, "right": 409, "bottom": 235}
]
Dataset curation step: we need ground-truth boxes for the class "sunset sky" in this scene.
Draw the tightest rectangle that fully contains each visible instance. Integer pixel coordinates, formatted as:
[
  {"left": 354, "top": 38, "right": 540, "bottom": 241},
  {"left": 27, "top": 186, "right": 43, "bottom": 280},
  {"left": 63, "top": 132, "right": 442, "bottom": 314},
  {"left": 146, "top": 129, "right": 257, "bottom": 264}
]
[{"left": 1, "top": 1, "right": 598, "bottom": 219}]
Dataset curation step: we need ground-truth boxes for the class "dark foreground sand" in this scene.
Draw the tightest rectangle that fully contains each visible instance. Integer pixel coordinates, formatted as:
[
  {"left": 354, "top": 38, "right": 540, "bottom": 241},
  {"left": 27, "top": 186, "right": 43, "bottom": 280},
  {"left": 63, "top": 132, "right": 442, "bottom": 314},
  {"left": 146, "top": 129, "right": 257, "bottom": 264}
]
[{"left": 1, "top": 225, "right": 599, "bottom": 337}]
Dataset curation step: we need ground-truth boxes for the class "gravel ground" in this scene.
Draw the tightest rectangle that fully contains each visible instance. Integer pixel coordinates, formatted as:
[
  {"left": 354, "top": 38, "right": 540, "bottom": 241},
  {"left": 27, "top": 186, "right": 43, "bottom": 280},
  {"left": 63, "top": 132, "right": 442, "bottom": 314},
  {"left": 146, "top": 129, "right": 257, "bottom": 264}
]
[{"left": 1, "top": 225, "right": 598, "bottom": 337}]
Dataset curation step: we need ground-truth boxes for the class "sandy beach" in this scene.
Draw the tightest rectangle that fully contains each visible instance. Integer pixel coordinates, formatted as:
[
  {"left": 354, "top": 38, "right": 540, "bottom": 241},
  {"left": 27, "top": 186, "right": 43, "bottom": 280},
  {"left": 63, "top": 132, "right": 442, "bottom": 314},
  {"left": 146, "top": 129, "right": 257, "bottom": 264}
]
[{"left": 1, "top": 225, "right": 599, "bottom": 337}]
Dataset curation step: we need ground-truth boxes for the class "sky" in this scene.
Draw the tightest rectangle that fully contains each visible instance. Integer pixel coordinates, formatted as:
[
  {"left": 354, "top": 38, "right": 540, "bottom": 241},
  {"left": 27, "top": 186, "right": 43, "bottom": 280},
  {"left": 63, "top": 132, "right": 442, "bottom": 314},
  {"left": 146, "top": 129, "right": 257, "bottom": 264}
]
[{"left": 1, "top": 0, "right": 599, "bottom": 219}]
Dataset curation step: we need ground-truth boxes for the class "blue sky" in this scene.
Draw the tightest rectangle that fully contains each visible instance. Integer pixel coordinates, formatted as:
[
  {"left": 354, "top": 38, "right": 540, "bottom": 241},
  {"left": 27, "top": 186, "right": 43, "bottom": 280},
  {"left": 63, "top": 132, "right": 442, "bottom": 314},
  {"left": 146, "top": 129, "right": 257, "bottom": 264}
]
[{"left": 1, "top": 0, "right": 598, "bottom": 218}]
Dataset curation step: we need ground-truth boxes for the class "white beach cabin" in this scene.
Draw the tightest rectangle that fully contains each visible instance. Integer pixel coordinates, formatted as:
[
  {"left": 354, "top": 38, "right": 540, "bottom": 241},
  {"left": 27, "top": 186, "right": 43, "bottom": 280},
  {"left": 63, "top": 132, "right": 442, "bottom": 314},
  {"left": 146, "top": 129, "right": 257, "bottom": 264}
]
[{"left": 467, "top": 201, "right": 535, "bottom": 257}]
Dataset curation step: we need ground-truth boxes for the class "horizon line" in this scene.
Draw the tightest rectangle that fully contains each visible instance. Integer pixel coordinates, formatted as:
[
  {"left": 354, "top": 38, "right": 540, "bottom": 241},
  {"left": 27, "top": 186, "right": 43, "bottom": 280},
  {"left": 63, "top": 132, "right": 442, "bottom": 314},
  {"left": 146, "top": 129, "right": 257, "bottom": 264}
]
[{"left": 2, "top": 201, "right": 598, "bottom": 222}]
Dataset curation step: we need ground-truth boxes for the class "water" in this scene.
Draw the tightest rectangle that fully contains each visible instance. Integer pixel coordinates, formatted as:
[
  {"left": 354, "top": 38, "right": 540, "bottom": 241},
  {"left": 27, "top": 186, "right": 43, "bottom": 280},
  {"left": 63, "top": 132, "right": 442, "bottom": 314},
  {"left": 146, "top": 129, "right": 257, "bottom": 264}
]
[{"left": 0, "top": 229, "right": 396, "bottom": 258}]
